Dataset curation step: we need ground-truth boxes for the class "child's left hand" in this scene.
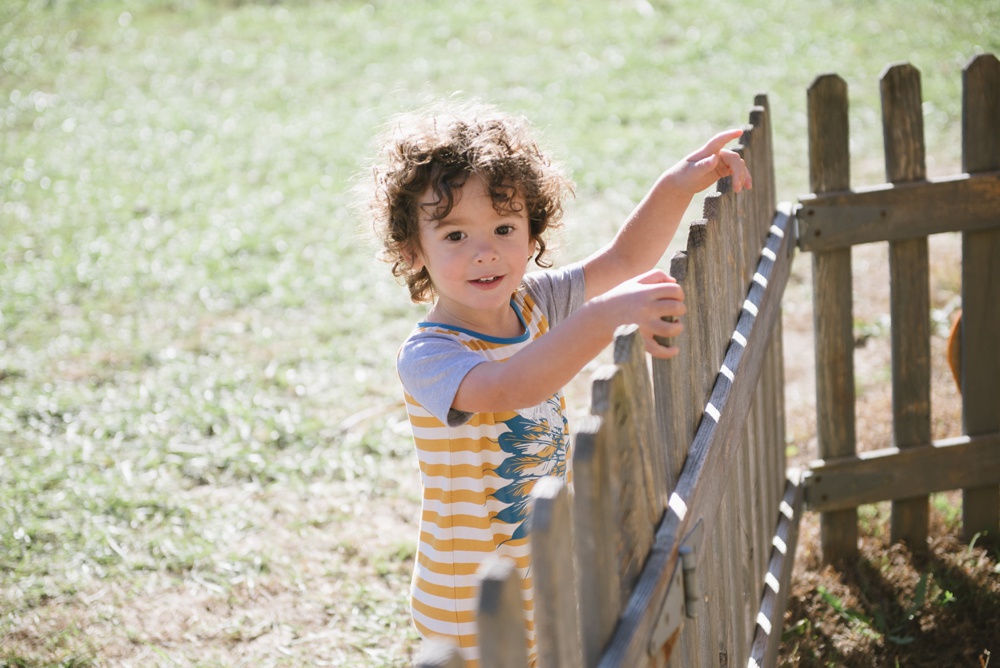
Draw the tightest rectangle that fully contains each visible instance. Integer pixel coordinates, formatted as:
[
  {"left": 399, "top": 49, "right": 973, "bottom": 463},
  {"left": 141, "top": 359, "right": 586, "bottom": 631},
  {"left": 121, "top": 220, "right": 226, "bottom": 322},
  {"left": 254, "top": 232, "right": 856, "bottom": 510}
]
[{"left": 667, "top": 128, "right": 753, "bottom": 194}]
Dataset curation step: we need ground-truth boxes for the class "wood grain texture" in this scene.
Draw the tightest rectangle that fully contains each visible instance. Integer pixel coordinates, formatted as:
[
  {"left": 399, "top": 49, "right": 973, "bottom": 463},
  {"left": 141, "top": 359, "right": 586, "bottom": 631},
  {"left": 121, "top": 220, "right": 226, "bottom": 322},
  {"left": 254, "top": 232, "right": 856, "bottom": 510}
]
[
  {"left": 797, "top": 171, "right": 1000, "bottom": 252},
  {"left": 807, "top": 73, "right": 858, "bottom": 564},
  {"left": 531, "top": 477, "right": 584, "bottom": 668},
  {"left": 961, "top": 53, "right": 1000, "bottom": 544},
  {"left": 803, "top": 433, "right": 1000, "bottom": 512},
  {"left": 615, "top": 325, "right": 668, "bottom": 522},
  {"left": 477, "top": 557, "right": 530, "bottom": 668},
  {"left": 881, "top": 62, "right": 932, "bottom": 552},
  {"left": 571, "top": 415, "right": 623, "bottom": 667},
  {"left": 598, "top": 205, "right": 795, "bottom": 667},
  {"left": 590, "top": 362, "right": 655, "bottom": 609}
]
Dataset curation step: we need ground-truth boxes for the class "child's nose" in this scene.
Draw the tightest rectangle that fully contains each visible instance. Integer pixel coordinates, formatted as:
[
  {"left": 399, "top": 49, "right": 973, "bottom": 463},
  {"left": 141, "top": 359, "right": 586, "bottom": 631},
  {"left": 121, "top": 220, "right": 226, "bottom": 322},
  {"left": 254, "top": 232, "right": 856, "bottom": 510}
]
[{"left": 474, "top": 239, "right": 499, "bottom": 262}]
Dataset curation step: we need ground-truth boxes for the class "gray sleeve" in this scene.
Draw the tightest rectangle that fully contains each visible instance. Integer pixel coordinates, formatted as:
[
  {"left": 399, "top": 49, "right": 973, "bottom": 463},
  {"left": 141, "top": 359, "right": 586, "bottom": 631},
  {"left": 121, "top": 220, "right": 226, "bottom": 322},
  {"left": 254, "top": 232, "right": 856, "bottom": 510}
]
[
  {"left": 522, "top": 262, "right": 587, "bottom": 328},
  {"left": 397, "top": 332, "right": 483, "bottom": 426}
]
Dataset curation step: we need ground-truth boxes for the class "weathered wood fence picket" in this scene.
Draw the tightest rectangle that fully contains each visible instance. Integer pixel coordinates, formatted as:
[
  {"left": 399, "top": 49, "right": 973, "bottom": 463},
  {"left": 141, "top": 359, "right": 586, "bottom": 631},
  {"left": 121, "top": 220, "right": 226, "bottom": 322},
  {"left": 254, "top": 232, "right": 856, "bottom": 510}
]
[{"left": 414, "top": 53, "right": 1000, "bottom": 668}]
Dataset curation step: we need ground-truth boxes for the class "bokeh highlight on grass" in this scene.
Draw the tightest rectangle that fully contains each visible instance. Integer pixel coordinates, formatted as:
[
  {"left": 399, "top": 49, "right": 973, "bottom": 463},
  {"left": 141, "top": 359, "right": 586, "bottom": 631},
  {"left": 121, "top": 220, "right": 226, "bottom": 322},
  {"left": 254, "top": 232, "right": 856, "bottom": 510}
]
[{"left": 2, "top": 0, "right": 998, "bottom": 665}]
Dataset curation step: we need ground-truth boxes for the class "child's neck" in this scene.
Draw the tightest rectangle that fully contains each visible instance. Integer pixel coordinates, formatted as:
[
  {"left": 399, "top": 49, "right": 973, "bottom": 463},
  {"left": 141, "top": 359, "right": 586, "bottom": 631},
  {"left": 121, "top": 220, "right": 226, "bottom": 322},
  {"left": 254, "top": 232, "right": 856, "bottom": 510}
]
[{"left": 429, "top": 300, "right": 524, "bottom": 339}]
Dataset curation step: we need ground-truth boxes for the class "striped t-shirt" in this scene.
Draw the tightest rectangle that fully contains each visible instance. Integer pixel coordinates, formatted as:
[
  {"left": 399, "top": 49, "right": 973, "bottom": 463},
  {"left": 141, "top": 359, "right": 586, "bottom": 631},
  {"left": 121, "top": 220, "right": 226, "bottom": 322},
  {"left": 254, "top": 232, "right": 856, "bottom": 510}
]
[{"left": 397, "top": 264, "right": 586, "bottom": 666}]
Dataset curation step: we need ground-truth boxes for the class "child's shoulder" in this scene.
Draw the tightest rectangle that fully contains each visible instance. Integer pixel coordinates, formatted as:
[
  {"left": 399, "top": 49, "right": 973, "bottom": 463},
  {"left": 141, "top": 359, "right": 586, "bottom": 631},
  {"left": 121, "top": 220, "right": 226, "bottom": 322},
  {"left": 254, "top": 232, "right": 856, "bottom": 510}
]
[{"left": 521, "top": 263, "right": 587, "bottom": 325}]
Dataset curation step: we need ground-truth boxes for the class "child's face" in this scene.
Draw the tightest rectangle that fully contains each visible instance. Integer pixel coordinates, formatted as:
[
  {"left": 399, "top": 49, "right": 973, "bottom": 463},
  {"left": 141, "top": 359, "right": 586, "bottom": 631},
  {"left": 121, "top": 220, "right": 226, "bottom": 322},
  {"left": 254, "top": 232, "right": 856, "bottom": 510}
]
[{"left": 411, "top": 175, "right": 535, "bottom": 329}]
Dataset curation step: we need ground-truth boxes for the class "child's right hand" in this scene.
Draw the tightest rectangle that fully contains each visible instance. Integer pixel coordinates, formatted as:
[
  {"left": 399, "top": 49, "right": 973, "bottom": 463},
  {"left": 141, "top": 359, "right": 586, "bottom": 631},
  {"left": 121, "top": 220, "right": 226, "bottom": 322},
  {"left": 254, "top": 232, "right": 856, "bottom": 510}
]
[
  {"left": 595, "top": 268, "right": 686, "bottom": 358},
  {"left": 665, "top": 128, "right": 753, "bottom": 196}
]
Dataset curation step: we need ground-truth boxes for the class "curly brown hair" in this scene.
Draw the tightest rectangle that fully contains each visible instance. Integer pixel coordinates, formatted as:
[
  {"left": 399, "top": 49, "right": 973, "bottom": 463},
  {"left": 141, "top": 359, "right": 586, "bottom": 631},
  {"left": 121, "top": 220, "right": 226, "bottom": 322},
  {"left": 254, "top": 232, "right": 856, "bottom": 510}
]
[{"left": 367, "top": 102, "right": 572, "bottom": 303}]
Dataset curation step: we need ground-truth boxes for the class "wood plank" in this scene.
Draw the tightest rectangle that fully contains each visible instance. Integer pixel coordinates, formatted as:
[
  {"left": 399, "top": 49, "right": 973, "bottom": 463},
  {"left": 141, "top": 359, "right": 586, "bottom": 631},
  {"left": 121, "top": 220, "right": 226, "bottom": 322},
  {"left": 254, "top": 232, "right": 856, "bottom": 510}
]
[
  {"left": 477, "top": 557, "right": 530, "bottom": 668},
  {"left": 727, "top": 152, "right": 757, "bottom": 661},
  {"left": 684, "top": 221, "right": 714, "bottom": 406},
  {"left": 661, "top": 252, "right": 705, "bottom": 668},
  {"left": 881, "top": 62, "right": 932, "bottom": 552},
  {"left": 660, "top": 246, "right": 708, "bottom": 668},
  {"left": 598, "top": 205, "right": 795, "bottom": 667},
  {"left": 682, "top": 201, "right": 729, "bottom": 668},
  {"left": 531, "top": 477, "right": 584, "bottom": 668},
  {"left": 809, "top": 75, "right": 851, "bottom": 193},
  {"left": 802, "top": 432, "right": 1000, "bottom": 512},
  {"left": 591, "top": 362, "right": 656, "bottom": 607},
  {"left": 961, "top": 52, "right": 1000, "bottom": 544},
  {"left": 744, "top": 100, "right": 781, "bottom": 603},
  {"left": 652, "top": 250, "right": 692, "bottom": 491},
  {"left": 808, "top": 73, "right": 858, "bottom": 564},
  {"left": 770, "top": 317, "right": 789, "bottom": 520},
  {"left": 614, "top": 325, "right": 668, "bottom": 520},
  {"left": 753, "top": 94, "right": 778, "bottom": 235},
  {"left": 748, "top": 476, "right": 804, "bottom": 668},
  {"left": 571, "top": 415, "right": 623, "bottom": 667},
  {"left": 796, "top": 171, "right": 1000, "bottom": 252},
  {"left": 702, "top": 191, "right": 740, "bottom": 664}
]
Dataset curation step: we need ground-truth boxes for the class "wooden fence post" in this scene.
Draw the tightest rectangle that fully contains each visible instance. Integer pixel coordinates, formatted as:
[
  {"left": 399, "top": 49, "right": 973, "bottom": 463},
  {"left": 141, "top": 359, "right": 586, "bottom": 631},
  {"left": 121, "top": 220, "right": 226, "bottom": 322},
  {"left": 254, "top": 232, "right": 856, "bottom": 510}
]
[
  {"left": 881, "top": 62, "right": 932, "bottom": 554},
  {"left": 685, "top": 206, "right": 734, "bottom": 666},
  {"left": 571, "top": 415, "right": 622, "bottom": 667},
  {"left": 531, "top": 476, "right": 584, "bottom": 668},
  {"left": 477, "top": 557, "right": 530, "bottom": 668},
  {"left": 960, "top": 53, "right": 1000, "bottom": 545},
  {"left": 590, "top": 340, "right": 656, "bottom": 608},
  {"left": 807, "top": 73, "right": 859, "bottom": 564},
  {"left": 613, "top": 325, "right": 669, "bottom": 522}
]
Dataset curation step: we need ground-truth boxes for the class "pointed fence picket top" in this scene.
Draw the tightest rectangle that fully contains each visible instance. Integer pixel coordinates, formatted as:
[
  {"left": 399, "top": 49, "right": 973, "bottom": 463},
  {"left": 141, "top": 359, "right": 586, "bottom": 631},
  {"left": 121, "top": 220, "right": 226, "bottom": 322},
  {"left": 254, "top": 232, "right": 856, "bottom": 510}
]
[{"left": 411, "top": 53, "right": 1000, "bottom": 668}]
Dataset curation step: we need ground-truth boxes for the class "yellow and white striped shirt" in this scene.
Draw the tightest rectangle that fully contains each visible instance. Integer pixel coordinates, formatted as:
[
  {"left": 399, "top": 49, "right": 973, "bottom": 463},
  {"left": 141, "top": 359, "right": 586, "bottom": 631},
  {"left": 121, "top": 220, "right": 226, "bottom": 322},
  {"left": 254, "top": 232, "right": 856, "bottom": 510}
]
[{"left": 398, "top": 265, "right": 586, "bottom": 666}]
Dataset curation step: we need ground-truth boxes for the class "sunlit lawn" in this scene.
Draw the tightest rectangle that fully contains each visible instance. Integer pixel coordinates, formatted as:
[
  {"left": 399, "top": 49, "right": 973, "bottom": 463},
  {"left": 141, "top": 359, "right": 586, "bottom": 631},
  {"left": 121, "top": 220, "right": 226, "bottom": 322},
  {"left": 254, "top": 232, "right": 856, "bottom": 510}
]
[{"left": 2, "top": 0, "right": 998, "bottom": 665}]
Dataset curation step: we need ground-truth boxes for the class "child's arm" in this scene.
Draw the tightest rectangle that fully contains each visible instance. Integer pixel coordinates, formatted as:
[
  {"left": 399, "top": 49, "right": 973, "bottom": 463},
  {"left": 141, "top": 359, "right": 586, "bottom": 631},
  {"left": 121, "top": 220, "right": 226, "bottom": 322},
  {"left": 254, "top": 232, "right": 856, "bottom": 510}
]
[
  {"left": 450, "top": 130, "right": 751, "bottom": 414},
  {"left": 581, "top": 128, "right": 752, "bottom": 300},
  {"left": 451, "top": 268, "right": 684, "bottom": 413}
]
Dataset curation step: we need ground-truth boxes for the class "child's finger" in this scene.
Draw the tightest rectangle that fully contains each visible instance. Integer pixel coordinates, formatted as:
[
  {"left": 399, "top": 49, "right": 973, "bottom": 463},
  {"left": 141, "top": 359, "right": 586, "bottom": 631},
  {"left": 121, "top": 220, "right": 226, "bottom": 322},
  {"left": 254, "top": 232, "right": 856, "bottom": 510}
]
[
  {"left": 717, "top": 151, "right": 753, "bottom": 191},
  {"left": 634, "top": 268, "right": 677, "bottom": 285},
  {"left": 687, "top": 128, "right": 744, "bottom": 162},
  {"left": 646, "top": 334, "right": 680, "bottom": 359}
]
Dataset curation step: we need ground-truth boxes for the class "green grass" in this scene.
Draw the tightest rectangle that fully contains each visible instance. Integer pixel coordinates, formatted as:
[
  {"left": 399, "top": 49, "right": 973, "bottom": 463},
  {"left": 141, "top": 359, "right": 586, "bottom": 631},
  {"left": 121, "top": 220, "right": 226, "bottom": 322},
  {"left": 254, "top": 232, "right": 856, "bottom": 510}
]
[{"left": 2, "top": 0, "right": 999, "bottom": 665}]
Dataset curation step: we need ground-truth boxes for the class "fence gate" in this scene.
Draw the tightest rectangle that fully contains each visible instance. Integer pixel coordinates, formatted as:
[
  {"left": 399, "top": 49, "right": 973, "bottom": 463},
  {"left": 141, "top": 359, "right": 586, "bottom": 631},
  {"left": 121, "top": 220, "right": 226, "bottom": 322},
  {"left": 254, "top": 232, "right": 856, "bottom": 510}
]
[{"left": 799, "top": 53, "right": 1000, "bottom": 562}]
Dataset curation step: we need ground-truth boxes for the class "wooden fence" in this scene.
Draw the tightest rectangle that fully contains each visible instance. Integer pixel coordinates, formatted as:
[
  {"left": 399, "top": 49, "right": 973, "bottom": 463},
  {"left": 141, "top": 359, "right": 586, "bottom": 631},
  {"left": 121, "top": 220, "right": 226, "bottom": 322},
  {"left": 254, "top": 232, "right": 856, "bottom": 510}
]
[
  {"left": 416, "top": 93, "right": 798, "bottom": 668},
  {"left": 798, "top": 53, "right": 1000, "bottom": 562},
  {"left": 413, "top": 53, "right": 1000, "bottom": 668}
]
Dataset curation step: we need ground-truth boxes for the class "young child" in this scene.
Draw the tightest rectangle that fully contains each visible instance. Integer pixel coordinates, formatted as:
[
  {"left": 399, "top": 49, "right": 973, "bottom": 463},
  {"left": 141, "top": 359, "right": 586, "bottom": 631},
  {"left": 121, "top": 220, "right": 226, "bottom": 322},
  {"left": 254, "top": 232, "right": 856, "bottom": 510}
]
[{"left": 367, "top": 102, "right": 751, "bottom": 665}]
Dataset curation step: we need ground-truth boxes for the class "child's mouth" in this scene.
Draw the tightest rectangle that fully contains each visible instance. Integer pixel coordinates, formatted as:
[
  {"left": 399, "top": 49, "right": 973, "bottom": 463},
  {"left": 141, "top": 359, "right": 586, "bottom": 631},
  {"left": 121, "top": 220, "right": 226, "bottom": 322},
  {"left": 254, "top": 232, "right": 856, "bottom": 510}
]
[{"left": 471, "top": 276, "right": 502, "bottom": 284}]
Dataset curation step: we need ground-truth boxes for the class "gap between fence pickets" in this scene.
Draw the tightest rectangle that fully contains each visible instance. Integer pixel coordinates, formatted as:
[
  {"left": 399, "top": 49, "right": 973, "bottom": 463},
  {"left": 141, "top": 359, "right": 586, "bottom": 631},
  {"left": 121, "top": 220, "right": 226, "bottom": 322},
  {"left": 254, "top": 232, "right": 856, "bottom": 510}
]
[{"left": 600, "top": 201, "right": 797, "bottom": 668}]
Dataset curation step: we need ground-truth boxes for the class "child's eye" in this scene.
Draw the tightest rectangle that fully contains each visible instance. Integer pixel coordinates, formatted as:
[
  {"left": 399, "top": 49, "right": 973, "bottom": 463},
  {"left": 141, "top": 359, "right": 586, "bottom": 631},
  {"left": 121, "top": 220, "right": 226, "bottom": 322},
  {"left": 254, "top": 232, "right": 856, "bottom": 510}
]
[
  {"left": 495, "top": 225, "right": 514, "bottom": 236},
  {"left": 444, "top": 231, "right": 464, "bottom": 242}
]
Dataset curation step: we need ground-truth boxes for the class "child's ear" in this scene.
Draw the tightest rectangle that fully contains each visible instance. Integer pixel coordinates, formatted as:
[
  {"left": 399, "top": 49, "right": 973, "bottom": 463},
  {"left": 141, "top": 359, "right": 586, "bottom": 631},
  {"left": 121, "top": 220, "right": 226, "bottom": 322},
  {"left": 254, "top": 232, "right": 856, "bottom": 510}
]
[{"left": 403, "top": 246, "right": 425, "bottom": 273}]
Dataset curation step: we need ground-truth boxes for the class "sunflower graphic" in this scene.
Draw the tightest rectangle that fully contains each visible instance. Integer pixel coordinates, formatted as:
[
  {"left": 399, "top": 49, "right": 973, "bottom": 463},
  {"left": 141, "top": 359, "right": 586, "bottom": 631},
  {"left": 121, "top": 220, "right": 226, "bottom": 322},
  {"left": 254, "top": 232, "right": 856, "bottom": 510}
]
[{"left": 489, "top": 397, "right": 569, "bottom": 543}]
